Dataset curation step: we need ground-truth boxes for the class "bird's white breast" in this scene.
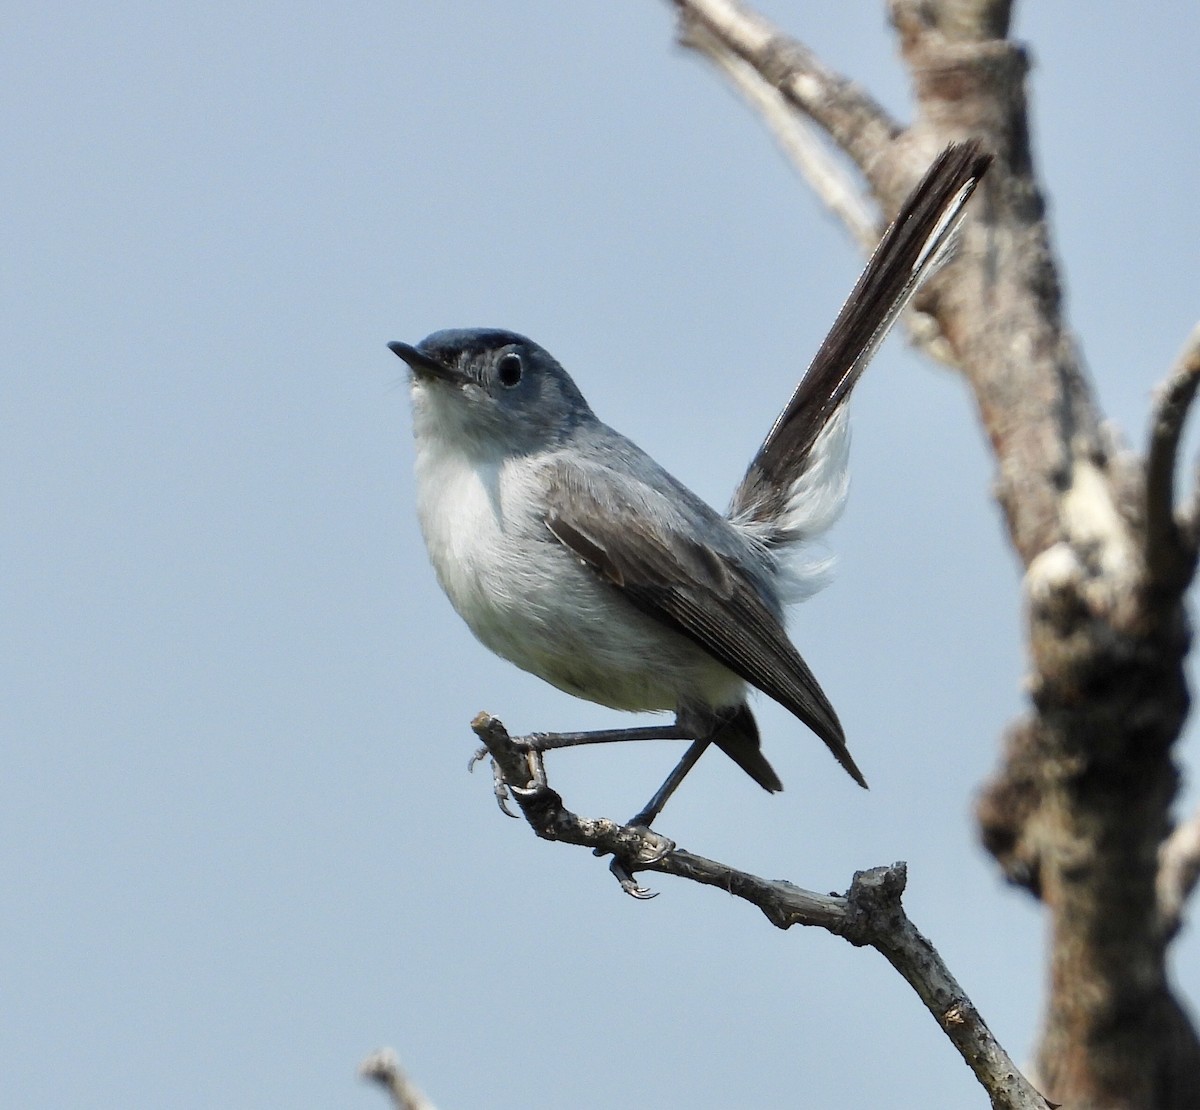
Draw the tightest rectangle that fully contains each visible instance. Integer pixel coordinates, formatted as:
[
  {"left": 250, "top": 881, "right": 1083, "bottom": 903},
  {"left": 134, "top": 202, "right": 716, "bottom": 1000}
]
[{"left": 410, "top": 397, "right": 744, "bottom": 713}]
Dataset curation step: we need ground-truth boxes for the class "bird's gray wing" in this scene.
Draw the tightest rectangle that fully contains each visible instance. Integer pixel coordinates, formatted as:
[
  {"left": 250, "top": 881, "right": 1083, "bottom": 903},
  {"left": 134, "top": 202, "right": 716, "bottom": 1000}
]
[{"left": 542, "top": 465, "right": 867, "bottom": 787}]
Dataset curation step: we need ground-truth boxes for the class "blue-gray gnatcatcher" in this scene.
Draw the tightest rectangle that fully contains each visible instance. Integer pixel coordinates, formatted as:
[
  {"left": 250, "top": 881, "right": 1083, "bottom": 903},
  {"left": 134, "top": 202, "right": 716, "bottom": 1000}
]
[{"left": 390, "top": 142, "right": 990, "bottom": 825}]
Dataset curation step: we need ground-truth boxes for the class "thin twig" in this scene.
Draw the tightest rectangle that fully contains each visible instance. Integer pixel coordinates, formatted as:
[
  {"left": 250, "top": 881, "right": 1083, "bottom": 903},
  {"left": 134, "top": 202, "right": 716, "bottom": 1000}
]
[
  {"left": 673, "top": 1, "right": 971, "bottom": 368},
  {"left": 671, "top": 0, "right": 901, "bottom": 181},
  {"left": 359, "top": 1049, "right": 437, "bottom": 1110},
  {"left": 1148, "top": 323, "right": 1200, "bottom": 589},
  {"left": 1158, "top": 807, "right": 1200, "bottom": 942},
  {"left": 678, "top": 18, "right": 877, "bottom": 250},
  {"left": 472, "top": 713, "right": 1050, "bottom": 1110}
]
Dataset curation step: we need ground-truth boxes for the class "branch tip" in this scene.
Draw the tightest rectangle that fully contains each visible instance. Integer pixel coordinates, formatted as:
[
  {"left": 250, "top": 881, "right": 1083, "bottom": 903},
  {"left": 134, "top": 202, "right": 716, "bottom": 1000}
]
[
  {"left": 359, "top": 1049, "right": 436, "bottom": 1110},
  {"left": 1145, "top": 323, "right": 1200, "bottom": 590}
]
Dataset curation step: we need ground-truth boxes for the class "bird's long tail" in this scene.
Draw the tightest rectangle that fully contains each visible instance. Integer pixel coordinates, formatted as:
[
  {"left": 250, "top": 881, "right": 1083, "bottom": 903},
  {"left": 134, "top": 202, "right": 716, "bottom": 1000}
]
[{"left": 729, "top": 141, "right": 993, "bottom": 550}]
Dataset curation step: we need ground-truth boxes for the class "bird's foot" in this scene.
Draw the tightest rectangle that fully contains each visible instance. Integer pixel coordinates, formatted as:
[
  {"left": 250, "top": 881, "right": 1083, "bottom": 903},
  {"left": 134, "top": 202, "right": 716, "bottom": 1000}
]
[
  {"left": 602, "top": 825, "right": 675, "bottom": 898},
  {"left": 467, "top": 745, "right": 518, "bottom": 818},
  {"left": 610, "top": 855, "right": 658, "bottom": 899},
  {"left": 509, "top": 731, "right": 549, "bottom": 753}
]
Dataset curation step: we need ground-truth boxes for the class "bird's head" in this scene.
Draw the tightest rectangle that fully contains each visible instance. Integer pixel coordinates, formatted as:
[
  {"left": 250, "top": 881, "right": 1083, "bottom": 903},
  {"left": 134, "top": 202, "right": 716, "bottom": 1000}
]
[{"left": 389, "top": 329, "right": 594, "bottom": 457}]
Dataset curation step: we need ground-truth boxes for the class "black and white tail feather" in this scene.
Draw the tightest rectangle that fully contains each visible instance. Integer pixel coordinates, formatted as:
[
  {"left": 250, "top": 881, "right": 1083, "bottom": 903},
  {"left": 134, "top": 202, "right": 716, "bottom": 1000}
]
[{"left": 730, "top": 141, "right": 993, "bottom": 606}]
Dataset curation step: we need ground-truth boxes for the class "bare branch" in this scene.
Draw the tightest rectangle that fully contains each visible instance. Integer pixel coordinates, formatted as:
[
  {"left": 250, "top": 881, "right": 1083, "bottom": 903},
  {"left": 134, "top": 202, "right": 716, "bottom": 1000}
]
[
  {"left": 359, "top": 1049, "right": 437, "bottom": 1110},
  {"left": 1158, "top": 807, "right": 1200, "bottom": 942},
  {"left": 670, "top": 0, "right": 901, "bottom": 182},
  {"left": 472, "top": 713, "right": 1050, "bottom": 1110},
  {"left": 674, "top": 0, "right": 1091, "bottom": 567},
  {"left": 678, "top": 18, "right": 877, "bottom": 250},
  {"left": 676, "top": 12, "right": 968, "bottom": 370},
  {"left": 1147, "top": 324, "right": 1200, "bottom": 590}
]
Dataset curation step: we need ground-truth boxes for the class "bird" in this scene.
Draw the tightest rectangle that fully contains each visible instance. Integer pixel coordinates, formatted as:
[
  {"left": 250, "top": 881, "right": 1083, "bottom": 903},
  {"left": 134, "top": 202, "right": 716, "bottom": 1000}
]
[{"left": 390, "top": 141, "right": 991, "bottom": 826}]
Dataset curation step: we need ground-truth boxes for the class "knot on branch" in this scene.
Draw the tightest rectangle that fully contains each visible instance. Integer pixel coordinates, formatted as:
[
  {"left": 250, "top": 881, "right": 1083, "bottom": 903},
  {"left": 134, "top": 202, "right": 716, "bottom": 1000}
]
[
  {"left": 842, "top": 862, "right": 909, "bottom": 946},
  {"left": 756, "top": 34, "right": 813, "bottom": 90},
  {"left": 977, "top": 717, "right": 1044, "bottom": 895},
  {"left": 1024, "top": 541, "right": 1126, "bottom": 703},
  {"left": 1026, "top": 543, "right": 1087, "bottom": 628}
]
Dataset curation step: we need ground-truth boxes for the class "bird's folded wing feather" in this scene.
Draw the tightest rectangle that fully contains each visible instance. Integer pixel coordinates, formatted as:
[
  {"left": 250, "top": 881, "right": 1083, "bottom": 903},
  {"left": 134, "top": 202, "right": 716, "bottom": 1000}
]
[{"left": 541, "top": 466, "right": 866, "bottom": 786}]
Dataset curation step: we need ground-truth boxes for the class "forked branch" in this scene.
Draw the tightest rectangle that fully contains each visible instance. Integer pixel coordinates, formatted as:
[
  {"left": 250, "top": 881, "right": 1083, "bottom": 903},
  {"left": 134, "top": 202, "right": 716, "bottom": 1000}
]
[
  {"left": 678, "top": 17, "right": 877, "bottom": 251},
  {"left": 471, "top": 713, "right": 1050, "bottom": 1110},
  {"left": 671, "top": 0, "right": 900, "bottom": 182}
]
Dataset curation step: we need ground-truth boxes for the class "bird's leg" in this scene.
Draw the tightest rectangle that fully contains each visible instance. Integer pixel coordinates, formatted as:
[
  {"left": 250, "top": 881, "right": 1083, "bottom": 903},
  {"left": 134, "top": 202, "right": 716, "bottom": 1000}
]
[
  {"left": 625, "top": 737, "right": 711, "bottom": 828},
  {"left": 602, "top": 738, "right": 711, "bottom": 895},
  {"left": 506, "top": 722, "right": 711, "bottom": 825},
  {"left": 511, "top": 723, "right": 691, "bottom": 752},
  {"left": 470, "top": 722, "right": 695, "bottom": 819},
  {"left": 480, "top": 719, "right": 710, "bottom": 897}
]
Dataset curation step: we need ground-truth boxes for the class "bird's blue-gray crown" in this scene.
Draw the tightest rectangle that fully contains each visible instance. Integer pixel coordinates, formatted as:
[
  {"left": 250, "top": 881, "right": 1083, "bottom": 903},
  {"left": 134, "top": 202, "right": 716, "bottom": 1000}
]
[{"left": 390, "top": 328, "right": 595, "bottom": 451}]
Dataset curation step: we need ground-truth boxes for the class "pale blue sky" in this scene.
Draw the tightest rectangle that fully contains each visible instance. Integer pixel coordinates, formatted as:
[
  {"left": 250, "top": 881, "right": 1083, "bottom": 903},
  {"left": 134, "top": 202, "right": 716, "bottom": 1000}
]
[{"left": 4, "top": 3, "right": 1198, "bottom": 1108}]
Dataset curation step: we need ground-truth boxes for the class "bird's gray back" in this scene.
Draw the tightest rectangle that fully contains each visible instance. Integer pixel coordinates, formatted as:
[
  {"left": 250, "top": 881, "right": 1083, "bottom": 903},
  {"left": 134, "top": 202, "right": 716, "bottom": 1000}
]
[{"left": 555, "top": 418, "right": 783, "bottom": 614}]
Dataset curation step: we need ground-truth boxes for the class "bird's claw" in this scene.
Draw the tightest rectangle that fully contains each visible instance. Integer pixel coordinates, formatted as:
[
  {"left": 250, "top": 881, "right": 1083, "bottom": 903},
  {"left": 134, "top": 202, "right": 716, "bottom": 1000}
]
[
  {"left": 467, "top": 746, "right": 489, "bottom": 772},
  {"left": 609, "top": 855, "right": 659, "bottom": 899},
  {"left": 604, "top": 826, "right": 675, "bottom": 898},
  {"left": 491, "top": 759, "right": 518, "bottom": 817},
  {"left": 468, "top": 747, "right": 520, "bottom": 818}
]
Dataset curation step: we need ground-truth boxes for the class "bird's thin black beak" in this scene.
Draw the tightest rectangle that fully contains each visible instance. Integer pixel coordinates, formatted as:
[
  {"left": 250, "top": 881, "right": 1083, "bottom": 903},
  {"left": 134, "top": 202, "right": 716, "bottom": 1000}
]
[{"left": 388, "top": 341, "right": 467, "bottom": 385}]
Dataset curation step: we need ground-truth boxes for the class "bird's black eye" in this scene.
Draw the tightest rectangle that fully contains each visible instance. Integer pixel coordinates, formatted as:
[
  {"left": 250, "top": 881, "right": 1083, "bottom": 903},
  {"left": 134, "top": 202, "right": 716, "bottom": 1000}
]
[{"left": 497, "top": 352, "right": 523, "bottom": 388}]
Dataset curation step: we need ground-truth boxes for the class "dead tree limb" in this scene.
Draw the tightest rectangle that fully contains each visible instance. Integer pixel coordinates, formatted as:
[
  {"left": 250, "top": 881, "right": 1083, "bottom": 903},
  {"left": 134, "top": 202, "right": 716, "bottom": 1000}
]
[{"left": 659, "top": 1, "right": 1200, "bottom": 1105}]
